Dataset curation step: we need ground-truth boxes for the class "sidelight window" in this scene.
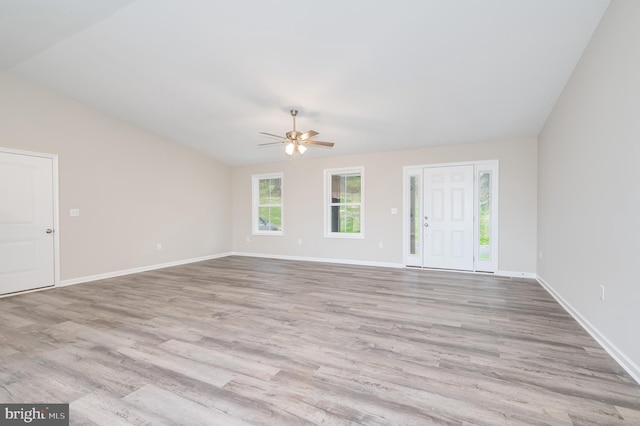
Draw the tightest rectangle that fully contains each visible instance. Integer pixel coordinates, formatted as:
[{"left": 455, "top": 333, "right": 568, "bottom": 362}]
[{"left": 478, "top": 171, "right": 491, "bottom": 260}]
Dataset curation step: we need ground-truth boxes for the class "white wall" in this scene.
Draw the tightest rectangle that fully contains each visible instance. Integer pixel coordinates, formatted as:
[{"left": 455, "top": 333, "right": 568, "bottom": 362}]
[
  {"left": 0, "top": 74, "right": 232, "bottom": 281},
  {"left": 232, "top": 137, "right": 537, "bottom": 274},
  {"left": 538, "top": 0, "right": 640, "bottom": 380}
]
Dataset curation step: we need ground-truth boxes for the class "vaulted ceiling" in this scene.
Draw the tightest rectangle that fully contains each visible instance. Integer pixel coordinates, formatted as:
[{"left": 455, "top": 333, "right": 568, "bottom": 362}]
[{"left": 1, "top": 0, "right": 610, "bottom": 165}]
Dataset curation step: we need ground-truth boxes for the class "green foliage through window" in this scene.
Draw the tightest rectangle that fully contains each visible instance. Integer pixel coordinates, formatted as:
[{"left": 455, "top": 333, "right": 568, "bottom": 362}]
[
  {"left": 478, "top": 171, "right": 491, "bottom": 260},
  {"left": 254, "top": 174, "right": 283, "bottom": 232},
  {"left": 259, "top": 178, "right": 281, "bottom": 205}
]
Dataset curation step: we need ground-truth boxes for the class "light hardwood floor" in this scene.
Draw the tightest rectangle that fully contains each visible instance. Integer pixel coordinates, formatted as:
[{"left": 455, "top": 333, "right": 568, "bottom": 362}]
[{"left": 1, "top": 256, "right": 639, "bottom": 425}]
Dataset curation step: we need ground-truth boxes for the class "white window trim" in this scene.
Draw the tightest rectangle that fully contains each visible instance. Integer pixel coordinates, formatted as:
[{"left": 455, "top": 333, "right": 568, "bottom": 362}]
[
  {"left": 252, "top": 172, "right": 284, "bottom": 236},
  {"left": 324, "top": 166, "right": 364, "bottom": 239}
]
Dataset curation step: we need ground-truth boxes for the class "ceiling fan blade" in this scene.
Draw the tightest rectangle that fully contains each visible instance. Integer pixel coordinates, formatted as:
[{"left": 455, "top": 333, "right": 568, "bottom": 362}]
[
  {"left": 259, "top": 132, "right": 286, "bottom": 140},
  {"left": 300, "top": 130, "right": 319, "bottom": 140},
  {"left": 258, "top": 141, "right": 286, "bottom": 147},
  {"left": 304, "top": 140, "right": 335, "bottom": 148}
]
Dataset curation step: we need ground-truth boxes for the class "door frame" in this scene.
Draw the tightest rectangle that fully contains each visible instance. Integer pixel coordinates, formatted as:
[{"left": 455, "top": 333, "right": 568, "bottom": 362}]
[
  {"left": 403, "top": 160, "right": 499, "bottom": 272},
  {"left": 0, "top": 147, "right": 60, "bottom": 290}
]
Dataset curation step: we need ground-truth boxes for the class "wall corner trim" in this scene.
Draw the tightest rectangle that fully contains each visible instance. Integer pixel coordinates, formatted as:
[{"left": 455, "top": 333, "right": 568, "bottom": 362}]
[
  {"left": 537, "top": 275, "right": 640, "bottom": 385},
  {"left": 58, "top": 252, "right": 233, "bottom": 287}
]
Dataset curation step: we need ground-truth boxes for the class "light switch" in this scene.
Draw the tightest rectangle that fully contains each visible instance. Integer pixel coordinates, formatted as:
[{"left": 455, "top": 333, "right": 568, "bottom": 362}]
[{"left": 70, "top": 209, "right": 80, "bottom": 217}]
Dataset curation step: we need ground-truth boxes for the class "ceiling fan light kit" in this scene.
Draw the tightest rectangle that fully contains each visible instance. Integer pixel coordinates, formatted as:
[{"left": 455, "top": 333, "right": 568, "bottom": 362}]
[
  {"left": 285, "top": 142, "right": 306, "bottom": 156},
  {"left": 259, "top": 109, "right": 335, "bottom": 158}
]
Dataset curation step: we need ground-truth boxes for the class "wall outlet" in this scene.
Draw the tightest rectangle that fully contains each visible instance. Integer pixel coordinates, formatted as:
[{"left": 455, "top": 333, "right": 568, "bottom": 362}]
[
  {"left": 297, "top": 238, "right": 302, "bottom": 245},
  {"left": 391, "top": 208, "right": 398, "bottom": 215},
  {"left": 600, "top": 285, "right": 605, "bottom": 301},
  {"left": 70, "top": 208, "right": 80, "bottom": 217},
  {"left": 378, "top": 241, "right": 384, "bottom": 249},
  {"left": 246, "top": 236, "right": 250, "bottom": 243},
  {"left": 156, "top": 243, "right": 162, "bottom": 251}
]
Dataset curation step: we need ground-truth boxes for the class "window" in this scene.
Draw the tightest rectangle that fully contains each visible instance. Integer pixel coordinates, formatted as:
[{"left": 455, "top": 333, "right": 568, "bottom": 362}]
[
  {"left": 409, "top": 174, "right": 420, "bottom": 255},
  {"left": 252, "top": 173, "right": 283, "bottom": 235},
  {"left": 324, "top": 167, "right": 364, "bottom": 238},
  {"left": 478, "top": 171, "right": 491, "bottom": 260},
  {"left": 475, "top": 160, "right": 499, "bottom": 272}
]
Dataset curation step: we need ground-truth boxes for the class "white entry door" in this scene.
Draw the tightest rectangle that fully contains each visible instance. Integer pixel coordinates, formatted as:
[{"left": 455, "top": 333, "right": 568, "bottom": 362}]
[
  {"left": 0, "top": 152, "right": 55, "bottom": 295},
  {"left": 423, "top": 165, "right": 474, "bottom": 271}
]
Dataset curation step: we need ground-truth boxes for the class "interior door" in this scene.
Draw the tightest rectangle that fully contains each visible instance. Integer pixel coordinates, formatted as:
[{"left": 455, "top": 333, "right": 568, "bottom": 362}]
[
  {"left": 423, "top": 165, "right": 474, "bottom": 271},
  {"left": 0, "top": 152, "right": 55, "bottom": 295}
]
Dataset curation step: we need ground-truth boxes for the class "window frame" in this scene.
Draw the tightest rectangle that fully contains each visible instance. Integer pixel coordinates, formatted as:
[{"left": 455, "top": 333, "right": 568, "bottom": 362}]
[
  {"left": 252, "top": 172, "right": 284, "bottom": 236},
  {"left": 323, "top": 166, "right": 365, "bottom": 239}
]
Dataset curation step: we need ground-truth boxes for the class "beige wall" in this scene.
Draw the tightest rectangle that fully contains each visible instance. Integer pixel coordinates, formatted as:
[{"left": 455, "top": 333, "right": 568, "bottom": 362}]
[
  {"left": 538, "top": 0, "right": 640, "bottom": 378},
  {"left": 232, "top": 137, "right": 537, "bottom": 274},
  {"left": 0, "top": 72, "right": 538, "bottom": 282},
  {"left": 0, "top": 74, "right": 232, "bottom": 281}
]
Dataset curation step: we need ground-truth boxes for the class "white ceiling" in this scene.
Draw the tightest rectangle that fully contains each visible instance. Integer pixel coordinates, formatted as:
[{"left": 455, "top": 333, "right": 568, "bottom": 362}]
[{"left": 2, "top": 0, "right": 610, "bottom": 165}]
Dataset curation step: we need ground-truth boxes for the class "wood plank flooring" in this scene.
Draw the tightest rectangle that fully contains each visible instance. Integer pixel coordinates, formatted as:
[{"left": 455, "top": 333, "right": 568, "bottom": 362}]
[{"left": 1, "top": 256, "right": 639, "bottom": 425}]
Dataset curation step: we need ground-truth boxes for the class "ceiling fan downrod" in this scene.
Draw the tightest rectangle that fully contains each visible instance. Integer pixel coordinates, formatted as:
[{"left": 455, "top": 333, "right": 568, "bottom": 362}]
[{"left": 290, "top": 109, "right": 298, "bottom": 133}]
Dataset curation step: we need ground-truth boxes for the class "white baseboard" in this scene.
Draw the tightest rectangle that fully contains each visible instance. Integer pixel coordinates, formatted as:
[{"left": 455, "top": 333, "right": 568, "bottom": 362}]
[
  {"left": 233, "top": 253, "right": 537, "bottom": 276},
  {"left": 231, "top": 252, "right": 404, "bottom": 269},
  {"left": 496, "top": 270, "right": 537, "bottom": 279},
  {"left": 58, "top": 252, "right": 233, "bottom": 287},
  {"left": 537, "top": 275, "right": 640, "bottom": 385}
]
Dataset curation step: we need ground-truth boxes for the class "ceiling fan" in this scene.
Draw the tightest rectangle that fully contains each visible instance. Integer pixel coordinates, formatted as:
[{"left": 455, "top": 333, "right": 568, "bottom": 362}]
[{"left": 258, "top": 109, "right": 335, "bottom": 156}]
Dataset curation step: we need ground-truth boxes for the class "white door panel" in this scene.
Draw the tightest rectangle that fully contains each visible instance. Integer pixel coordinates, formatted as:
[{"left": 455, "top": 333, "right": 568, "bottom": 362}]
[
  {"left": 423, "top": 165, "right": 474, "bottom": 271},
  {"left": 0, "top": 152, "right": 55, "bottom": 295}
]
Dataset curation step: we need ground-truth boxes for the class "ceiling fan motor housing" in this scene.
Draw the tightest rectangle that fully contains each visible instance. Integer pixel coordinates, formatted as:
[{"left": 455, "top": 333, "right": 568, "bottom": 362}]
[{"left": 286, "top": 131, "right": 301, "bottom": 140}]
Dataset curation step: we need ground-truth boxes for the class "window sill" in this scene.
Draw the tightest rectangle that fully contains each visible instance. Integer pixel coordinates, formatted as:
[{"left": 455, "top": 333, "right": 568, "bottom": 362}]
[
  {"left": 324, "top": 233, "right": 364, "bottom": 239},
  {"left": 252, "top": 231, "right": 284, "bottom": 237}
]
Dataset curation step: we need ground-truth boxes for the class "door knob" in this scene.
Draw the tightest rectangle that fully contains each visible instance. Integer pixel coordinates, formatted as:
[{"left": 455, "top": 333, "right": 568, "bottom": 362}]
[
  {"left": 424, "top": 223, "right": 429, "bottom": 228},
  {"left": 46, "top": 228, "right": 54, "bottom": 234}
]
